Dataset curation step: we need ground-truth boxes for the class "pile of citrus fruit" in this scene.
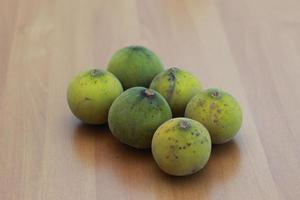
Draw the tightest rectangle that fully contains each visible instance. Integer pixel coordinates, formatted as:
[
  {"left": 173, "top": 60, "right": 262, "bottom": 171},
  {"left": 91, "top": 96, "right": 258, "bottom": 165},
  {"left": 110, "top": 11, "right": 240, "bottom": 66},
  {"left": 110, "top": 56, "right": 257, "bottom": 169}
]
[{"left": 67, "top": 46, "right": 242, "bottom": 176}]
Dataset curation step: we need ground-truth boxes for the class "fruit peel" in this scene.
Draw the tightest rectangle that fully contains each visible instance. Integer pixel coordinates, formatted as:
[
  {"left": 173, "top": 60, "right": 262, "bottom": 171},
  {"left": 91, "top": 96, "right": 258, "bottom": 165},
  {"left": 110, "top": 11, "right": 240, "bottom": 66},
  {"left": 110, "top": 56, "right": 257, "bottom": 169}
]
[
  {"left": 152, "top": 118, "right": 211, "bottom": 176},
  {"left": 150, "top": 67, "right": 202, "bottom": 117},
  {"left": 67, "top": 69, "right": 123, "bottom": 124},
  {"left": 107, "top": 46, "right": 164, "bottom": 89},
  {"left": 185, "top": 88, "right": 243, "bottom": 144},
  {"left": 108, "top": 87, "right": 172, "bottom": 149}
]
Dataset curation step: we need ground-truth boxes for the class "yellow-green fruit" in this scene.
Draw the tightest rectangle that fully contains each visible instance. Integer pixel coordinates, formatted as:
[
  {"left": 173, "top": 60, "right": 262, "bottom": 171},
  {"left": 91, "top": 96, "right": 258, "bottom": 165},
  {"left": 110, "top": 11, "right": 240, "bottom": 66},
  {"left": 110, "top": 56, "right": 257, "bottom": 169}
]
[
  {"left": 67, "top": 69, "right": 123, "bottom": 124},
  {"left": 185, "top": 88, "right": 243, "bottom": 144},
  {"left": 152, "top": 118, "right": 211, "bottom": 176},
  {"left": 108, "top": 87, "right": 172, "bottom": 149},
  {"left": 150, "top": 67, "right": 202, "bottom": 117},
  {"left": 107, "top": 46, "right": 164, "bottom": 89}
]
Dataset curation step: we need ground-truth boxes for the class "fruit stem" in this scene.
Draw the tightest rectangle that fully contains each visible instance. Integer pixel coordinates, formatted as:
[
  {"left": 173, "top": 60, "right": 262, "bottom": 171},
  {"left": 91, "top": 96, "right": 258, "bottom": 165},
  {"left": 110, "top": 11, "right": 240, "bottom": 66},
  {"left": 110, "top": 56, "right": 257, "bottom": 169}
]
[
  {"left": 90, "top": 69, "right": 102, "bottom": 77},
  {"left": 180, "top": 120, "right": 191, "bottom": 130},
  {"left": 143, "top": 89, "right": 155, "bottom": 97},
  {"left": 211, "top": 90, "right": 221, "bottom": 99}
]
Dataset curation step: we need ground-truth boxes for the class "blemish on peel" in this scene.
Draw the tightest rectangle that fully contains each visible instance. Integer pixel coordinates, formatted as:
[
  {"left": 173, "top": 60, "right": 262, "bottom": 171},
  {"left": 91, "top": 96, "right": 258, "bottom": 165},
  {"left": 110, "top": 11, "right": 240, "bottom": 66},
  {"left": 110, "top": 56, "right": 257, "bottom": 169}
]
[
  {"left": 166, "top": 69, "right": 177, "bottom": 101},
  {"left": 210, "top": 103, "right": 216, "bottom": 109},
  {"left": 198, "top": 100, "right": 205, "bottom": 107}
]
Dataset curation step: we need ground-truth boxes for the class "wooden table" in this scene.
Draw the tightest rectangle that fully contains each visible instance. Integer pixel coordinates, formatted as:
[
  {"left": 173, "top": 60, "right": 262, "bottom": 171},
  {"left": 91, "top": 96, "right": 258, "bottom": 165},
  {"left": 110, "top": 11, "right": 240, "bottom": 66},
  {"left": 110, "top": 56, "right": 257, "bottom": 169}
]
[{"left": 1, "top": 0, "right": 299, "bottom": 199}]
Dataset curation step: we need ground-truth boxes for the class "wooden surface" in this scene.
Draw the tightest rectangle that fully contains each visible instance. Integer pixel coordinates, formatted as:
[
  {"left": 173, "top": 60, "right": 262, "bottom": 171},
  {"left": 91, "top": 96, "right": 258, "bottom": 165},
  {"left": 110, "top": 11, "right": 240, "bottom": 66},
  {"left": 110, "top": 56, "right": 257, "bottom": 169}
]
[{"left": 1, "top": 0, "right": 300, "bottom": 199}]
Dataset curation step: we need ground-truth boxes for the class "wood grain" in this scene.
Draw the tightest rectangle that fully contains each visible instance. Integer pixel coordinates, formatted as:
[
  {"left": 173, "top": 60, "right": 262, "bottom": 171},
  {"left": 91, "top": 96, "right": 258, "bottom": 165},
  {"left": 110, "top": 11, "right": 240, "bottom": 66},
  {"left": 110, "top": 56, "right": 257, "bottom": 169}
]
[{"left": 1, "top": 0, "right": 299, "bottom": 199}]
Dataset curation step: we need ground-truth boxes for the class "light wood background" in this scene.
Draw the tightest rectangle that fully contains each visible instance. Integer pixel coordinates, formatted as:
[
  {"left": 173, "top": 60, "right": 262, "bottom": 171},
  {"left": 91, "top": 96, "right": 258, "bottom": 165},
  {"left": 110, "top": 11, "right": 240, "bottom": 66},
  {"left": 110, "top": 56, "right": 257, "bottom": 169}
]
[{"left": 1, "top": 0, "right": 300, "bottom": 199}]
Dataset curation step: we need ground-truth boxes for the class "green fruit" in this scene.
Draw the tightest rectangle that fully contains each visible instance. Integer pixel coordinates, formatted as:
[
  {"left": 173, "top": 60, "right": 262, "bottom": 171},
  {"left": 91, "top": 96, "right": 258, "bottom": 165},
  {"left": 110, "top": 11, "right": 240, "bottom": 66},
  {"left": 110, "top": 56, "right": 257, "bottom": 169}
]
[
  {"left": 67, "top": 69, "right": 123, "bottom": 124},
  {"left": 108, "top": 87, "right": 172, "bottom": 149},
  {"left": 107, "top": 46, "right": 164, "bottom": 89},
  {"left": 152, "top": 118, "right": 211, "bottom": 176},
  {"left": 185, "top": 88, "right": 243, "bottom": 144},
  {"left": 150, "top": 67, "right": 203, "bottom": 117}
]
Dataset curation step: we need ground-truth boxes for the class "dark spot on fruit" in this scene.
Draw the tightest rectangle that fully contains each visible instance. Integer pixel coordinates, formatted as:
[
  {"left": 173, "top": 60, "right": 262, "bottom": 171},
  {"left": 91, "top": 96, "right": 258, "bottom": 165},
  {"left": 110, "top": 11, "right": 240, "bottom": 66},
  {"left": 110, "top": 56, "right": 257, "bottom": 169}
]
[
  {"left": 175, "top": 140, "right": 178, "bottom": 143},
  {"left": 179, "top": 147, "right": 182, "bottom": 150},
  {"left": 168, "top": 73, "right": 176, "bottom": 81},
  {"left": 175, "top": 156, "right": 178, "bottom": 159},
  {"left": 199, "top": 100, "right": 205, "bottom": 107},
  {"left": 187, "top": 142, "right": 191, "bottom": 146},
  {"left": 217, "top": 109, "right": 222, "bottom": 113},
  {"left": 166, "top": 156, "right": 169, "bottom": 159},
  {"left": 183, "top": 146, "right": 186, "bottom": 149},
  {"left": 130, "top": 46, "right": 145, "bottom": 51},
  {"left": 213, "top": 119, "right": 218, "bottom": 123},
  {"left": 130, "top": 46, "right": 152, "bottom": 58},
  {"left": 192, "top": 131, "right": 200, "bottom": 136},
  {"left": 201, "top": 141, "right": 204, "bottom": 144},
  {"left": 210, "top": 102, "right": 216, "bottom": 109},
  {"left": 169, "top": 67, "right": 180, "bottom": 73},
  {"left": 84, "top": 97, "right": 91, "bottom": 101},
  {"left": 166, "top": 68, "right": 177, "bottom": 101}
]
